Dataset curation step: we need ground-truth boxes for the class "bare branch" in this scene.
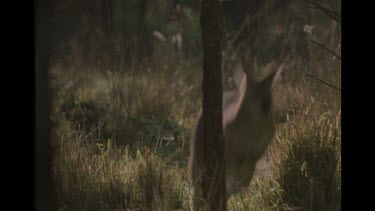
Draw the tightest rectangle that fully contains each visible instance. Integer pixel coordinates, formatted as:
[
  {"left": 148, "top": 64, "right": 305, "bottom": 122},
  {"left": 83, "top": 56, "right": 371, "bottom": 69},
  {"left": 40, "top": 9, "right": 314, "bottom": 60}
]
[
  {"left": 306, "top": 72, "right": 341, "bottom": 92},
  {"left": 307, "top": 0, "right": 341, "bottom": 22},
  {"left": 310, "top": 39, "right": 341, "bottom": 60}
]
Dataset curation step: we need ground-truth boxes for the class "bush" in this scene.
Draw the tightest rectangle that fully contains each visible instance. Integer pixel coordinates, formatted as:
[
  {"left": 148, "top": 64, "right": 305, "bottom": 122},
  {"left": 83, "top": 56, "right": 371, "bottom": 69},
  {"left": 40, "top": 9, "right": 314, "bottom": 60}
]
[{"left": 276, "top": 112, "right": 341, "bottom": 210}]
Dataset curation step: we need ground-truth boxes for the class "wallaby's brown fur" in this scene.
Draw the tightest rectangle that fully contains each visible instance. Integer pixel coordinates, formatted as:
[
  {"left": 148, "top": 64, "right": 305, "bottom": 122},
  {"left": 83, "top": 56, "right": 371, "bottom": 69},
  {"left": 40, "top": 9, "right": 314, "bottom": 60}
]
[{"left": 188, "top": 53, "right": 287, "bottom": 208}]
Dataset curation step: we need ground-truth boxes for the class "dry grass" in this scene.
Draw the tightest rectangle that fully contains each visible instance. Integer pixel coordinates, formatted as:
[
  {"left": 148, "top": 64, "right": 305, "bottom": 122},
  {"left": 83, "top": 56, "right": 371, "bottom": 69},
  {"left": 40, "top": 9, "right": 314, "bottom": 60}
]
[
  {"left": 49, "top": 0, "right": 341, "bottom": 210},
  {"left": 52, "top": 53, "right": 341, "bottom": 210},
  {"left": 54, "top": 117, "right": 189, "bottom": 210}
]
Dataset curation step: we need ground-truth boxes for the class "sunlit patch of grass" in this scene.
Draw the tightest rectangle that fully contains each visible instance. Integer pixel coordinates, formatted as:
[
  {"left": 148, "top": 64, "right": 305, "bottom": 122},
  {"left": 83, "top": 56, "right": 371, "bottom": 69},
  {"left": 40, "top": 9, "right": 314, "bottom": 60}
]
[
  {"left": 54, "top": 117, "right": 189, "bottom": 210},
  {"left": 275, "top": 110, "right": 341, "bottom": 211}
]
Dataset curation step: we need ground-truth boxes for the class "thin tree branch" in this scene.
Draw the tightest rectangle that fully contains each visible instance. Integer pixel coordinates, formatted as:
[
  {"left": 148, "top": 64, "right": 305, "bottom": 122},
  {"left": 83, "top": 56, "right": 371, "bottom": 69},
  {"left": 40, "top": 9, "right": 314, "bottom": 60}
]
[
  {"left": 306, "top": 72, "right": 341, "bottom": 92},
  {"left": 310, "top": 39, "right": 341, "bottom": 60},
  {"left": 228, "top": 14, "right": 250, "bottom": 47},
  {"left": 307, "top": 0, "right": 341, "bottom": 22}
]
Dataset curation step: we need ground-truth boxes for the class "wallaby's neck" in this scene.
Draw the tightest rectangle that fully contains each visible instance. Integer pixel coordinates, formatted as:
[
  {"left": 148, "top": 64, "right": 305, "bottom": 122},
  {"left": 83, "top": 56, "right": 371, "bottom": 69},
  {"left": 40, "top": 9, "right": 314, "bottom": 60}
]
[{"left": 236, "top": 74, "right": 253, "bottom": 120}]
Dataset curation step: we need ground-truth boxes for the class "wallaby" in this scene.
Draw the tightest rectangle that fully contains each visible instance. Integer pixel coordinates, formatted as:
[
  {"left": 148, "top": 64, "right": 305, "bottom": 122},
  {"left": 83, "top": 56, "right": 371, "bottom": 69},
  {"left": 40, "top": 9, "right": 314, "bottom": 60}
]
[{"left": 188, "top": 51, "right": 287, "bottom": 208}]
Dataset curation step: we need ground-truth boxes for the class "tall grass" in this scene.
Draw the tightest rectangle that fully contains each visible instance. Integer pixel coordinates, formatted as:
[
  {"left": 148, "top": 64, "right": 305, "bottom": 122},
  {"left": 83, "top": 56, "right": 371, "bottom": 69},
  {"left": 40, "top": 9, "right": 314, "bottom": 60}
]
[
  {"left": 54, "top": 117, "right": 189, "bottom": 210},
  {"left": 50, "top": 0, "right": 341, "bottom": 210},
  {"left": 227, "top": 100, "right": 341, "bottom": 211},
  {"left": 276, "top": 112, "right": 341, "bottom": 210}
]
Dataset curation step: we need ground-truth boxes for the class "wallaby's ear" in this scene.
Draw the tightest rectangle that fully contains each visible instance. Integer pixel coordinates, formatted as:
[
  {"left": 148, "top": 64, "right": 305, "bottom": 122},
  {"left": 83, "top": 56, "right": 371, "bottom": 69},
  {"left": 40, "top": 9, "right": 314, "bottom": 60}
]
[
  {"left": 233, "top": 57, "right": 245, "bottom": 89},
  {"left": 260, "top": 55, "right": 289, "bottom": 91}
]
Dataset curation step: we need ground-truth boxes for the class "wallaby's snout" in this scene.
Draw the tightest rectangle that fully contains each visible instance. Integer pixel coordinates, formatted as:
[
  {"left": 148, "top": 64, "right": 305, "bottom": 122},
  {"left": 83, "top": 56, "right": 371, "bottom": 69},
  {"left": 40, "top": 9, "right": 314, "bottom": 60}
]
[
  {"left": 251, "top": 59, "right": 286, "bottom": 115},
  {"left": 188, "top": 53, "right": 287, "bottom": 207}
]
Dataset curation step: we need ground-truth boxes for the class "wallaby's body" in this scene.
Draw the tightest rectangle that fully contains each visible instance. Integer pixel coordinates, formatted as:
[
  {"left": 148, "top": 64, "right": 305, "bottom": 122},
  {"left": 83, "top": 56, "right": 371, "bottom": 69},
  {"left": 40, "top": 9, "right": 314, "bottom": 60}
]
[{"left": 188, "top": 54, "right": 285, "bottom": 206}]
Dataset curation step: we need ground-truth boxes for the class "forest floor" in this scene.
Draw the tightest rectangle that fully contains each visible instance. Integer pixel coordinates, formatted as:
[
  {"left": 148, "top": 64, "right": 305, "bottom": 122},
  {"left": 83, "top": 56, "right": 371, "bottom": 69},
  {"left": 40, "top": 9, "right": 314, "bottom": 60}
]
[
  {"left": 50, "top": 45, "right": 341, "bottom": 210},
  {"left": 50, "top": 2, "right": 341, "bottom": 210}
]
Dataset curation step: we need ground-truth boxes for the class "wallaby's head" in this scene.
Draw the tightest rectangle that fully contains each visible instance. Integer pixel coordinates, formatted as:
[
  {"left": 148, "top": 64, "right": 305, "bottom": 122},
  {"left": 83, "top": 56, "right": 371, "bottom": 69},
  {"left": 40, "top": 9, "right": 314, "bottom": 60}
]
[
  {"left": 220, "top": 53, "right": 287, "bottom": 197},
  {"left": 233, "top": 51, "right": 287, "bottom": 119}
]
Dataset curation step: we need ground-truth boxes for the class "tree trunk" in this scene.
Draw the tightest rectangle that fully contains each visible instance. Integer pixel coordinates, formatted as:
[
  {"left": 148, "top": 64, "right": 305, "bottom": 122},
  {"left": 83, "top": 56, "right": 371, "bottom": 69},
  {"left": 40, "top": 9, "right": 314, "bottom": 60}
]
[{"left": 200, "top": 0, "right": 226, "bottom": 210}]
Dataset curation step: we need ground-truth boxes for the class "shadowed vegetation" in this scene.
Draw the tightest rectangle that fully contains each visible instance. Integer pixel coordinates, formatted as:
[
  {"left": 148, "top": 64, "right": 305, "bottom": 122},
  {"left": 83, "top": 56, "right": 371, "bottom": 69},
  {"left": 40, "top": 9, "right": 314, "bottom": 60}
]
[{"left": 44, "top": 0, "right": 341, "bottom": 210}]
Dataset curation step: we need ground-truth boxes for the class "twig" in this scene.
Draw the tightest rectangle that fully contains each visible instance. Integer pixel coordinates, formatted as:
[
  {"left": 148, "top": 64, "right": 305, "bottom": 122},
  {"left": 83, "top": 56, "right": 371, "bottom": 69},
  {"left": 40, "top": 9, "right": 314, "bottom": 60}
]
[
  {"left": 310, "top": 39, "right": 341, "bottom": 60},
  {"left": 228, "top": 15, "right": 250, "bottom": 47},
  {"left": 307, "top": 0, "right": 341, "bottom": 22},
  {"left": 306, "top": 72, "right": 341, "bottom": 92}
]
